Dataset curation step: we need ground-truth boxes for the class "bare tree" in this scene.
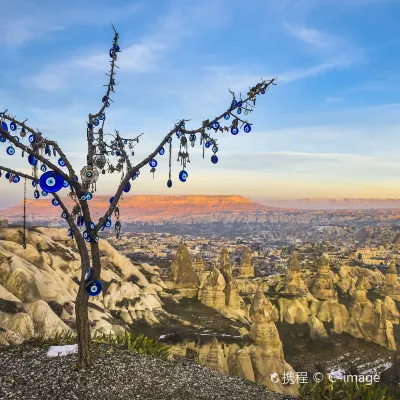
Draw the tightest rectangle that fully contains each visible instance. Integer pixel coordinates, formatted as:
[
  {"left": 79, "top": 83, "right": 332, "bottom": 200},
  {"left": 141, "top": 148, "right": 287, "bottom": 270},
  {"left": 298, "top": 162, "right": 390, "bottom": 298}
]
[{"left": 0, "top": 26, "right": 276, "bottom": 368}]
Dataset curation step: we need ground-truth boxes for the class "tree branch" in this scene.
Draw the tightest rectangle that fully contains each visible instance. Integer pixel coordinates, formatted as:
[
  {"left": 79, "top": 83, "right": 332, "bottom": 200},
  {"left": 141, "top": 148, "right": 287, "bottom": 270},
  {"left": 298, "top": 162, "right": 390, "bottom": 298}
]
[
  {"left": 1, "top": 114, "right": 76, "bottom": 178},
  {"left": 0, "top": 127, "right": 74, "bottom": 186},
  {"left": 0, "top": 166, "right": 37, "bottom": 182},
  {"left": 94, "top": 77, "right": 277, "bottom": 232}
]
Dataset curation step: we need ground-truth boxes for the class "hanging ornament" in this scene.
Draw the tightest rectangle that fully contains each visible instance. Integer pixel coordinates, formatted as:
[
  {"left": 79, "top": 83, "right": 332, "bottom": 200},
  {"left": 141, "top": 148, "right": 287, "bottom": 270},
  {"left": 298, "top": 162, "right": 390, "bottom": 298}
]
[
  {"left": 34, "top": 190, "right": 40, "bottom": 199},
  {"left": 149, "top": 159, "right": 158, "bottom": 168},
  {"left": 63, "top": 180, "right": 69, "bottom": 188},
  {"left": 40, "top": 164, "right": 47, "bottom": 172},
  {"left": 41, "top": 190, "right": 48, "bottom": 197},
  {"left": 88, "top": 221, "right": 95, "bottom": 230},
  {"left": 159, "top": 147, "right": 165, "bottom": 156},
  {"left": 1, "top": 121, "right": 8, "bottom": 131},
  {"left": 243, "top": 124, "right": 252, "bottom": 133},
  {"left": 6, "top": 146, "right": 15, "bottom": 155},
  {"left": 167, "top": 179, "right": 172, "bottom": 188},
  {"left": 86, "top": 280, "right": 102, "bottom": 296},
  {"left": 212, "top": 121, "right": 220, "bottom": 130},
  {"left": 150, "top": 167, "right": 156, "bottom": 178},
  {"left": 115, "top": 220, "right": 121, "bottom": 238},
  {"left": 231, "top": 127, "right": 239, "bottom": 135},
  {"left": 237, "top": 108, "right": 242, "bottom": 114},
  {"left": 224, "top": 114, "right": 230, "bottom": 120},
  {"left": 58, "top": 158, "right": 66, "bottom": 167},
  {"left": 10, "top": 122, "right": 17, "bottom": 131},
  {"left": 179, "top": 170, "right": 188, "bottom": 182},
  {"left": 211, "top": 155, "right": 218, "bottom": 164},
  {"left": 124, "top": 182, "right": 131, "bottom": 193},
  {"left": 28, "top": 134, "right": 36, "bottom": 143},
  {"left": 0, "top": 134, "right": 6, "bottom": 142},
  {"left": 52, "top": 198, "right": 59, "bottom": 206},
  {"left": 85, "top": 192, "right": 93, "bottom": 201},
  {"left": 28, "top": 155, "right": 37, "bottom": 166},
  {"left": 13, "top": 176, "right": 20, "bottom": 183},
  {"left": 39, "top": 171, "right": 64, "bottom": 193}
]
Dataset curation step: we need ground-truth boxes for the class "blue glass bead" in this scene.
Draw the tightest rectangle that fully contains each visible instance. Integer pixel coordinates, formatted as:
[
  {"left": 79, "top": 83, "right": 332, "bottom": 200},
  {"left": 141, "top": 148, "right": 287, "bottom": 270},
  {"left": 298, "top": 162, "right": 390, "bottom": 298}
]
[
  {"left": 89, "top": 222, "right": 95, "bottom": 230},
  {"left": 58, "top": 158, "right": 66, "bottom": 167},
  {"left": 13, "top": 175, "right": 20, "bottom": 183},
  {"left": 167, "top": 179, "right": 172, "bottom": 188},
  {"left": 52, "top": 198, "right": 59, "bottom": 206},
  {"left": 237, "top": 108, "right": 242, "bottom": 114},
  {"left": 109, "top": 196, "right": 114, "bottom": 204},
  {"left": 29, "top": 134, "right": 36, "bottom": 143},
  {"left": 10, "top": 122, "right": 16, "bottom": 131},
  {"left": 224, "top": 114, "right": 230, "bottom": 120},
  {"left": 86, "top": 192, "right": 93, "bottom": 201},
  {"left": 99, "top": 113, "right": 105, "bottom": 120},
  {"left": 63, "top": 180, "right": 69, "bottom": 188},
  {"left": 159, "top": 147, "right": 165, "bottom": 155},
  {"left": 131, "top": 151, "right": 135, "bottom": 156},
  {"left": 1, "top": 121, "right": 8, "bottom": 131},
  {"left": 41, "top": 164, "right": 47, "bottom": 172},
  {"left": 34, "top": 190, "right": 40, "bottom": 199},
  {"left": 6, "top": 146, "right": 15, "bottom": 155},
  {"left": 149, "top": 159, "right": 158, "bottom": 168},
  {"left": 0, "top": 134, "right": 5, "bottom": 142},
  {"left": 41, "top": 190, "right": 48, "bottom": 196},
  {"left": 115, "top": 150, "right": 121, "bottom": 156},
  {"left": 205, "top": 141, "right": 211, "bottom": 148},
  {"left": 86, "top": 280, "right": 102, "bottom": 296},
  {"left": 243, "top": 124, "right": 251, "bottom": 133},
  {"left": 93, "top": 118, "right": 99, "bottom": 126},
  {"left": 124, "top": 182, "right": 131, "bottom": 193},
  {"left": 179, "top": 170, "right": 188, "bottom": 182},
  {"left": 39, "top": 171, "right": 64, "bottom": 193},
  {"left": 102, "top": 96, "right": 107, "bottom": 103},
  {"left": 61, "top": 211, "right": 67, "bottom": 219},
  {"left": 5, "top": 173, "right": 10, "bottom": 179},
  {"left": 212, "top": 122, "right": 220, "bottom": 129},
  {"left": 231, "top": 127, "right": 239, "bottom": 135},
  {"left": 211, "top": 155, "right": 218, "bottom": 164},
  {"left": 28, "top": 155, "right": 37, "bottom": 166}
]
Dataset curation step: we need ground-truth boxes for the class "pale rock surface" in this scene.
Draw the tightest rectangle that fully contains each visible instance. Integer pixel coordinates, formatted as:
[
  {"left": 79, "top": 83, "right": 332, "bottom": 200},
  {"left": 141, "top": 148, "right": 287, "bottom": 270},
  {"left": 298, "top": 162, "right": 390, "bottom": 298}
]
[
  {"left": 310, "top": 254, "right": 338, "bottom": 300},
  {"left": 238, "top": 247, "right": 254, "bottom": 278}
]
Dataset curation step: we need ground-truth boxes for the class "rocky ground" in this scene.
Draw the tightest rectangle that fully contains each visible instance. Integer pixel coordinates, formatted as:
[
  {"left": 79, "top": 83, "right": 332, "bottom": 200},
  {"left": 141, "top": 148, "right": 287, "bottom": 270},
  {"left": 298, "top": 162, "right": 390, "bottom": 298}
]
[{"left": 0, "top": 343, "right": 295, "bottom": 400}]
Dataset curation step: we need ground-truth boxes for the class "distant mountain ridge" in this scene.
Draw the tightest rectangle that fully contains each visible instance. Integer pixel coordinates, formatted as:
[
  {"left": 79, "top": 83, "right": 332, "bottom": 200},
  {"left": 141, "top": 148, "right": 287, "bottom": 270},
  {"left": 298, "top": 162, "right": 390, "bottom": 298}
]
[
  {"left": 0, "top": 195, "right": 288, "bottom": 224},
  {"left": 258, "top": 198, "right": 400, "bottom": 210}
]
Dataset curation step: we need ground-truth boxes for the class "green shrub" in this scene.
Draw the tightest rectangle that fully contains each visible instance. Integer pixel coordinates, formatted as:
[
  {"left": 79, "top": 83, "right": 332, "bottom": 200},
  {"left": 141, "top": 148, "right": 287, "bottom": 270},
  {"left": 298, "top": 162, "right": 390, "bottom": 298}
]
[
  {"left": 300, "top": 374, "right": 392, "bottom": 400},
  {"left": 92, "top": 331, "right": 171, "bottom": 359}
]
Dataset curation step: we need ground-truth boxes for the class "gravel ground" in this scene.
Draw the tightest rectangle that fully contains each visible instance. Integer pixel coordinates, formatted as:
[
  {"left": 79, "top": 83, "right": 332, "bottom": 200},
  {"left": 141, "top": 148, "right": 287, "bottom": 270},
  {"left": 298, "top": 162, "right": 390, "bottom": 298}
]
[{"left": 0, "top": 343, "right": 296, "bottom": 400}]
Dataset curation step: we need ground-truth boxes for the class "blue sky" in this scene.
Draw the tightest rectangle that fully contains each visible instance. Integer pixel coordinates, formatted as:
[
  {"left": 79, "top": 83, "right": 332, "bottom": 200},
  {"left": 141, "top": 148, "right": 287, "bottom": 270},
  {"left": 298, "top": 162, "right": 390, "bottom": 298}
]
[{"left": 1, "top": 0, "right": 400, "bottom": 208}]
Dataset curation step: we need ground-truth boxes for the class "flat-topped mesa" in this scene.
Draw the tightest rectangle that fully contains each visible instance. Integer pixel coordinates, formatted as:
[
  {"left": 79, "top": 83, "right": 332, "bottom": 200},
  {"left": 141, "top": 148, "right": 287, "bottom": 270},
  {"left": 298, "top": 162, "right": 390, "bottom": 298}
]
[
  {"left": 310, "top": 253, "right": 338, "bottom": 300},
  {"left": 238, "top": 247, "right": 254, "bottom": 278},
  {"left": 200, "top": 267, "right": 226, "bottom": 310},
  {"left": 168, "top": 242, "right": 199, "bottom": 295},
  {"left": 278, "top": 252, "right": 309, "bottom": 297},
  {"left": 192, "top": 254, "right": 205, "bottom": 273},
  {"left": 376, "top": 259, "right": 400, "bottom": 300}
]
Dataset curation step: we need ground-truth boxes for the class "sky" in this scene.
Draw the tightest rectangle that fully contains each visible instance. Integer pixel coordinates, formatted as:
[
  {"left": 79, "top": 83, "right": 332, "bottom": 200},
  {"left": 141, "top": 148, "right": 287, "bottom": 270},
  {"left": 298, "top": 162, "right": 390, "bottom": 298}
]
[{"left": 1, "top": 0, "right": 400, "bottom": 208}]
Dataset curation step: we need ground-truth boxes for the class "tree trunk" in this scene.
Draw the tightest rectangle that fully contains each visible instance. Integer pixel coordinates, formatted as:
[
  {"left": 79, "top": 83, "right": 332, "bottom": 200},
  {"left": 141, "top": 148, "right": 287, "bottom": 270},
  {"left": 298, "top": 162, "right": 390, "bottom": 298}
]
[
  {"left": 76, "top": 278, "right": 91, "bottom": 368},
  {"left": 75, "top": 238, "right": 92, "bottom": 368}
]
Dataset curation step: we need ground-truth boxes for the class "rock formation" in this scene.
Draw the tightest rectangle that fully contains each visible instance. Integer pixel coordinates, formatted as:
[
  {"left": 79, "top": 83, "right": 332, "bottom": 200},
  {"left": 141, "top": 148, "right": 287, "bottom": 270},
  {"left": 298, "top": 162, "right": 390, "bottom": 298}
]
[
  {"left": 168, "top": 242, "right": 199, "bottom": 296},
  {"left": 238, "top": 247, "right": 254, "bottom": 278},
  {"left": 248, "top": 291, "right": 298, "bottom": 396},
  {"left": 278, "top": 252, "right": 309, "bottom": 297},
  {"left": 0, "top": 227, "right": 164, "bottom": 343},
  {"left": 376, "top": 260, "right": 400, "bottom": 300},
  {"left": 192, "top": 254, "right": 205, "bottom": 273},
  {"left": 346, "top": 275, "right": 399, "bottom": 350},
  {"left": 310, "top": 254, "right": 337, "bottom": 300},
  {"left": 200, "top": 267, "right": 226, "bottom": 310},
  {"left": 218, "top": 249, "right": 241, "bottom": 309}
]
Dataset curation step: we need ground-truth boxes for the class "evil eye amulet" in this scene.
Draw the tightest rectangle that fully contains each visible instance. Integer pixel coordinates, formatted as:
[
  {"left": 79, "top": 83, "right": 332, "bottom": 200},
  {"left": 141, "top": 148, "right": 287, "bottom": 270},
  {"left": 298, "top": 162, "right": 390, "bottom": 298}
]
[
  {"left": 1, "top": 122, "right": 8, "bottom": 131},
  {"left": 231, "top": 127, "right": 239, "bottom": 135},
  {"left": 167, "top": 137, "right": 172, "bottom": 144},
  {"left": 93, "top": 118, "right": 99, "bottom": 126},
  {"left": 124, "top": 182, "right": 131, "bottom": 193},
  {"left": 0, "top": 134, "right": 5, "bottom": 142},
  {"left": 237, "top": 108, "right": 242, "bottom": 114},
  {"left": 41, "top": 164, "right": 47, "bottom": 172},
  {"left": 179, "top": 170, "right": 188, "bottom": 182},
  {"left": 149, "top": 159, "right": 158, "bottom": 168},
  {"left": 61, "top": 212, "right": 67, "bottom": 219},
  {"left": 205, "top": 141, "right": 211, "bottom": 148},
  {"left": 29, "top": 134, "right": 36, "bottom": 143},
  {"left": 159, "top": 147, "right": 165, "bottom": 155},
  {"left": 105, "top": 220, "right": 112, "bottom": 228},
  {"left": 13, "top": 176, "right": 20, "bottom": 183},
  {"left": 86, "top": 279, "right": 102, "bottom": 296},
  {"left": 10, "top": 122, "right": 17, "bottom": 131},
  {"left": 58, "top": 158, "right": 66, "bottom": 167},
  {"left": 52, "top": 198, "right": 59, "bottom": 206},
  {"left": 224, "top": 114, "right": 230, "bottom": 120},
  {"left": 39, "top": 171, "right": 64, "bottom": 193},
  {"left": 34, "top": 190, "right": 40, "bottom": 199},
  {"left": 211, "top": 155, "right": 218, "bottom": 164},
  {"left": 244, "top": 124, "right": 252, "bottom": 133},
  {"left": 212, "top": 122, "right": 220, "bottom": 129},
  {"left": 67, "top": 228, "right": 73, "bottom": 237},
  {"left": 89, "top": 222, "right": 95, "bottom": 230},
  {"left": 167, "top": 179, "right": 172, "bottom": 188},
  {"left": 85, "top": 192, "right": 93, "bottom": 201},
  {"left": 63, "top": 180, "right": 69, "bottom": 188},
  {"left": 41, "top": 190, "right": 48, "bottom": 196},
  {"left": 6, "top": 146, "right": 15, "bottom": 155}
]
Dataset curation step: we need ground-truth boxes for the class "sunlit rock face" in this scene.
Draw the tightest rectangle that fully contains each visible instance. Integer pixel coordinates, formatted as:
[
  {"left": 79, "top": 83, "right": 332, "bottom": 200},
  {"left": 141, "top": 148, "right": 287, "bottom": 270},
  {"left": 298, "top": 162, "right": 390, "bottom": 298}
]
[
  {"left": 168, "top": 242, "right": 199, "bottom": 294},
  {"left": 200, "top": 267, "right": 226, "bottom": 310},
  {"left": 0, "top": 227, "right": 163, "bottom": 343},
  {"left": 345, "top": 275, "right": 399, "bottom": 350},
  {"left": 277, "top": 253, "right": 309, "bottom": 297},
  {"left": 238, "top": 247, "right": 254, "bottom": 278},
  {"left": 310, "top": 254, "right": 338, "bottom": 301},
  {"left": 217, "top": 249, "right": 241, "bottom": 309},
  {"left": 192, "top": 254, "right": 205, "bottom": 273},
  {"left": 376, "top": 260, "right": 400, "bottom": 300},
  {"left": 336, "top": 264, "right": 384, "bottom": 296}
]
